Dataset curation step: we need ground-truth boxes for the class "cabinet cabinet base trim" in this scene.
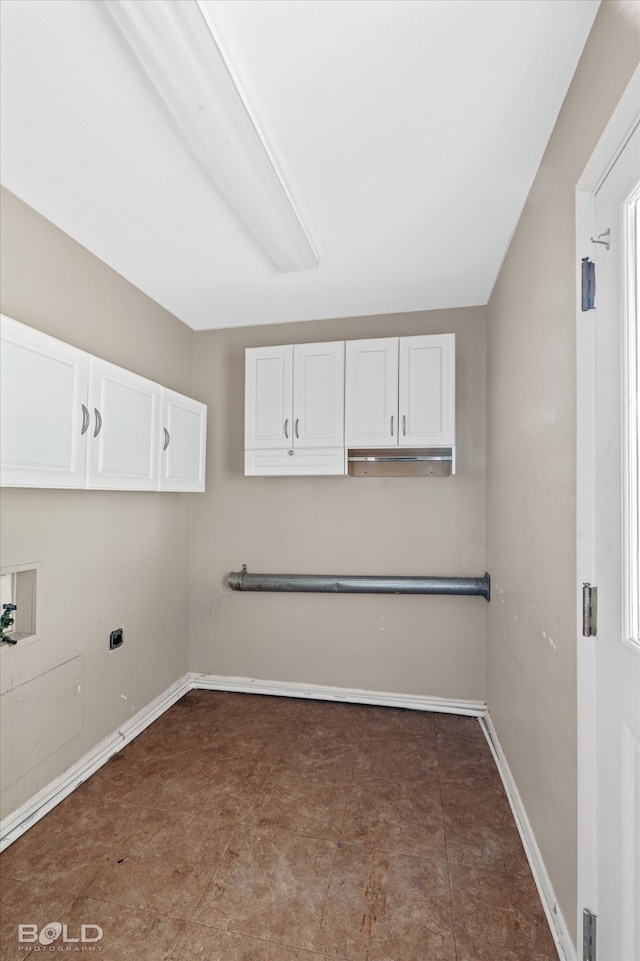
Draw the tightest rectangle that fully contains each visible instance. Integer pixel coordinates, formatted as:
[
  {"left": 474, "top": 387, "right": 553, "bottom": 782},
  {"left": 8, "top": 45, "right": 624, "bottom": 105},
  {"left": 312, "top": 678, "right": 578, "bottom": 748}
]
[{"left": 244, "top": 448, "right": 346, "bottom": 476}]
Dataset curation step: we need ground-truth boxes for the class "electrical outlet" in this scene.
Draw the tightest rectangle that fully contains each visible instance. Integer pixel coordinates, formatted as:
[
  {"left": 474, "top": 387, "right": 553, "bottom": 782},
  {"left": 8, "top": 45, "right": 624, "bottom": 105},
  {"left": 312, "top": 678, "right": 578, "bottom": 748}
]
[{"left": 109, "top": 628, "right": 123, "bottom": 650}]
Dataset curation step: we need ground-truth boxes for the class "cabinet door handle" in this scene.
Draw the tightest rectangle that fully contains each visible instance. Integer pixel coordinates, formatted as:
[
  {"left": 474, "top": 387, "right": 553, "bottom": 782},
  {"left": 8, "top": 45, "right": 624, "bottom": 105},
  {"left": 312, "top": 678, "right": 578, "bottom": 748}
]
[
  {"left": 284, "top": 418, "right": 289, "bottom": 439},
  {"left": 81, "top": 404, "right": 90, "bottom": 435},
  {"left": 163, "top": 428, "right": 170, "bottom": 451},
  {"left": 390, "top": 415, "right": 394, "bottom": 437},
  {"left": 93, "top": 408, "right": 103, "bottom": 438},
  {"left": 402, "top": 414, "right": 406, "bottom": 436},
  {"left": 295, "top": 418, "right": 299, "bottom": 439}
]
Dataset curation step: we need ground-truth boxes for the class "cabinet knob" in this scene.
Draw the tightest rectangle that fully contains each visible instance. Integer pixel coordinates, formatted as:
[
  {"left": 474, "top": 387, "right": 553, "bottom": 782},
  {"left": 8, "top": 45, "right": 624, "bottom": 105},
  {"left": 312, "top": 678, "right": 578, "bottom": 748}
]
[
  {"left": 93, "top": 408, "right": 103, "bottom": 438},
  {"left": 284, "top": 418, "right": 289, "bottom": 439},
  {"left": 295, "top": 418, "right": 299, "bottom": 439},
  {"left": 163, "top": 428, "right": 170, "bottom": 451},
  {"left": 288, "top": 449, "right": 295, "bottom": 456}
]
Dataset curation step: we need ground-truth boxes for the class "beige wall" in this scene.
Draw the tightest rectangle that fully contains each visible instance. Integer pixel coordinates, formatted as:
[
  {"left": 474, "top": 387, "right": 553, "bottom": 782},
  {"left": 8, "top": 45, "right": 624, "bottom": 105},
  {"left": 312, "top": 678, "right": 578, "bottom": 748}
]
[
  {"left": 190, "top": 308, "right": 487, "bottom": 700},
  {"left": 486, "top": 1, "right": 640, "bottom": 943},
  {"left": 0, "top": 188, "right": 195, "bottom": 818}
]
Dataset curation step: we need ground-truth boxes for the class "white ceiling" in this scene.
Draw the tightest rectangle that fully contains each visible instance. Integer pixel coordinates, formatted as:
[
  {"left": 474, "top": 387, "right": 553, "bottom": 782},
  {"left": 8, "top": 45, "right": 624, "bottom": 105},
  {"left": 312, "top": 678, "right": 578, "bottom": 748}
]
[{"left": 0, "top": 0, "right": 600, "bottom": 332}]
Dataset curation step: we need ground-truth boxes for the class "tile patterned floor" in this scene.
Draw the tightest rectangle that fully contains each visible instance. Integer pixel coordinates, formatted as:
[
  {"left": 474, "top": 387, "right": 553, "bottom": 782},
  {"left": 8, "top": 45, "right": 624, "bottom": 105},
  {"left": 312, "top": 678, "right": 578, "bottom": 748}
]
[{"left": 0, "top": 692, "right": 559, "bottom": 960}]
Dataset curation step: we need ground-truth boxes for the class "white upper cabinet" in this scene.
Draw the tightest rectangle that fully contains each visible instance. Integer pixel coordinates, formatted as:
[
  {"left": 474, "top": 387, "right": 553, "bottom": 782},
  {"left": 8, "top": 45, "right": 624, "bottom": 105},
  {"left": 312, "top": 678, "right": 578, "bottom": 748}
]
[
  {"left": 0, "top": 314, "right": 89, "bottom": 488},
  {"left": 244, "top": 341, "right": 345, "bottom": 475},
  {"left": 87, "top": 357, "right": 162, "bottom": 490},
  {"left": 398, "top": 334, "right": 455, "bottom": 447},
  {"left": 0, "top": 316, "right": 207, "bottom": 492},
  {"left": 293, "top": 341, "right": 344, "bottom": 448},
  {"left": 346, "top": 334, "right": 455, "bottom": 449},
  {"left": 244, "top": 345, "right": 293, "bottom": 450},
  {"left": 245, "top": 334, "right": 455, "bottom": 475},
  {"left": 345, "top": 338, "right": 399, "bottom": 447},
  {"left": 159, "top": 389, "right": 207, "bottom": 492}
]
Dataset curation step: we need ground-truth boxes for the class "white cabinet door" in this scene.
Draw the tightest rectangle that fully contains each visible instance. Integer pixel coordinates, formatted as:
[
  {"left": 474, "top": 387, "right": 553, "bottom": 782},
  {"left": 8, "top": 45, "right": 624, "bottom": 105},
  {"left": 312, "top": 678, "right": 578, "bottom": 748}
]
[
  {"left": 159, "top": 389, "right": 207, "bottom": 492},
  {"left": 344, "top": 338, "right": 398, "bottom": 447},
  {"left": 399, "top": 334, "right": 455, "bottom": 447},
  {"left": 0, "top": 315, "right": 90, "bottom": 488},
  {"left": 245, "top": 345, "right": 293, "bottom": 450},
  {"left": 87, "top": 358, "right": 161, "bottom": 490},
  {"left": 293, "top": 341, "right": 344, "bottom": 448}
]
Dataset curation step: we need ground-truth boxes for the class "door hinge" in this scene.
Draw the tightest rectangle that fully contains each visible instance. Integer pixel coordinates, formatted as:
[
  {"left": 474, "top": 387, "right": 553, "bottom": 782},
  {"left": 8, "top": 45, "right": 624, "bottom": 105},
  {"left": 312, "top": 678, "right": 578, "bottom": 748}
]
[
  {"left": 582, "top": 583, "right": 598, "bottom": 637},
  {"left": 583, "top": 908, "right": 597, "bottom": 961}
]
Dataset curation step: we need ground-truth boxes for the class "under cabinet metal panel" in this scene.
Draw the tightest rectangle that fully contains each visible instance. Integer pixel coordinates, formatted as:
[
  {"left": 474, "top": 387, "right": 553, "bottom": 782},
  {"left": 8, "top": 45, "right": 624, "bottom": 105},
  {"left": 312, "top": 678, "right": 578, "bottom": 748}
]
[{"left": 347, "top": 448, "right": 453, "bottom": 477}]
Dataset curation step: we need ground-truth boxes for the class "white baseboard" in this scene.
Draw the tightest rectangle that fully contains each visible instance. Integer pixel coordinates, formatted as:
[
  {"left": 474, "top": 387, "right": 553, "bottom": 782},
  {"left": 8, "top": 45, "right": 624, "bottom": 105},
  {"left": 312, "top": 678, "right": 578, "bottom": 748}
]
[
  {"left": 190, "top": 672, "right": 487, "bottom": 716},
  {"left": 481, "top": 714, "right": 576, "bottom": 961},
  {"left": 0, "top": 673, "right": 192, "bottom": 851}
]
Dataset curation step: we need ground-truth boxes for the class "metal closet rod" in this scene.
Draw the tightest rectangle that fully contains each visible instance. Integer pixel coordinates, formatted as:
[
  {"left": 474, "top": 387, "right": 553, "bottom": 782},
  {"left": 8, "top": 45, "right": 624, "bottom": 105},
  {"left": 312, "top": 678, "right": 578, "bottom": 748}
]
[{"left": 228, "top": 566, "right": 491, "bottom": 601}]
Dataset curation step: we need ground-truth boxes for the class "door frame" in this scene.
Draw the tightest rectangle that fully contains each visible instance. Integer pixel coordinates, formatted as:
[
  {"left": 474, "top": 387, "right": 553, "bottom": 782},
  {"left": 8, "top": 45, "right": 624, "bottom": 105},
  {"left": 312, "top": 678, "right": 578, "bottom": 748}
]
[{"left": 575, "top": 64, "right": 640, "bottom": 958}]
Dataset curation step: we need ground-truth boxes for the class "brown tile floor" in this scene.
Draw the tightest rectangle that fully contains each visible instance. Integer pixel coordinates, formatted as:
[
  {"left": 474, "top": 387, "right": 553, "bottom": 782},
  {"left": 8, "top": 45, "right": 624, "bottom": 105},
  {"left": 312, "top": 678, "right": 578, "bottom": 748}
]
[{"left": 0, "top": 692, "right": 558, "bottom": 960}]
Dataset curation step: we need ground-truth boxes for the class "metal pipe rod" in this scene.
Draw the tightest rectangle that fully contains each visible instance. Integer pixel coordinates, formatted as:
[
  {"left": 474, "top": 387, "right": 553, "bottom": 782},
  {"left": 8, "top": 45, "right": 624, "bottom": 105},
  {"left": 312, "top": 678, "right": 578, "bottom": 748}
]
[{"left": 228, "top": 566, "right": 490, "bottom": 600}]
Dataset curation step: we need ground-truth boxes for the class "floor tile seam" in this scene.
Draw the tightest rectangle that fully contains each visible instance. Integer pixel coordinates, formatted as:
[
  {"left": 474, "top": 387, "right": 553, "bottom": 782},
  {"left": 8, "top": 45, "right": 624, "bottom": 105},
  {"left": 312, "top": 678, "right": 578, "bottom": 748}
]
[
  {"left": 0, "top": 877, "right": 80, "bottom": 913},
  {"left": 175, "top": 919, "right": 349, "bottom": 958},
  {"left": 358, "top": 730, "right": 440, "bottom": 744},
  {"left": 165, "top": 917, "right": 190, "bottom": 960},
  {"left": 81, "top": 832, "right": 232, "bottom": 920},
  {"left": 2, "top": 868, "right": 89, "bottom": 902},
  {"left": 349, "top": 773, "right": 441, "bottom": 787},
  {"left": 335, "top": 836, "right": 452, "bottom": 865},
  {"left": 435, "top": 729, "right": 487, "bottom": 743},
  {"left": 178, "top": 914, "right": 326, "bottom": 955},
  {"left": 435, "top": 730, "right": 484, "bottom": 742},
  {"left": 97, "top": 843, "right": 235, "bottom": 881},
  {"left": 182, "top": 817, "right": 247, "bottom": 926},
  {"left": 307, "top": 840, "right": 339, "bottom": 956},
  {"left": 76, "top": 899, "right": 189, "bottom": 954},
  {"left": 0, "top": 870, "right": 27, "bottom": 886},
  {"left": 68, "top": 891, "right": 186, "bottom": 925},
  {"left": 334, "top": 724, "right": 365, "bottom": 839},
  {"left": 435, "top": 731, "right": 458, "bottom": 961},
  {"left": 313, "top": 724, "right": 363, "bottom": 954},
  {"left": 444, "top": 850, "right": 529, "bottom": 871},
  {"left": 330, "top": 837, "right": 451, "bottom": 868},
  {"left": 438, "top": 771, "right": 505, "bottom": 786},
  {"left": 145, "top": 802, "right": 249, "bottom": 830},
  {"left": 191, "top": 750, "right": 286, "bottom": 766},
  {"left": 199, "top": 717, "right": 299, "bottom": 734},
  {"left": 448, "top": 883, "right": 526, "bottom": 918},
  {"left": 313, "top": 954, "right": 356, "bottom": 961}
]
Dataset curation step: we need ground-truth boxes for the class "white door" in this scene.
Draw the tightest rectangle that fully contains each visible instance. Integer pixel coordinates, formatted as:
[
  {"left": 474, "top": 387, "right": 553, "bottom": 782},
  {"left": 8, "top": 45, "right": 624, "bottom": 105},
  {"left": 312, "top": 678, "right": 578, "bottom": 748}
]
[
  {"left": 592, "top": 122, "right": 640, "bottom": 960},
  {"left": 344, "top": 337, "right": 398, "bottom": 447},
  {"left": 293, "top": 341, "right": 344, "bottom": 448},
  {"left": 159, "top": 389, "right": 207, "bottom": 492},
  {"left": 87, "top": 357, "right": 161, "bottom": 490},
  {"left": 245, "top": 345, "right": 293, "bottom": 449},
  {"left": 0, "top": 315, "right": 89, "bottom": 488},
  {"left": 399, "top": 334, "right": 455, "bottom": 447}
]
